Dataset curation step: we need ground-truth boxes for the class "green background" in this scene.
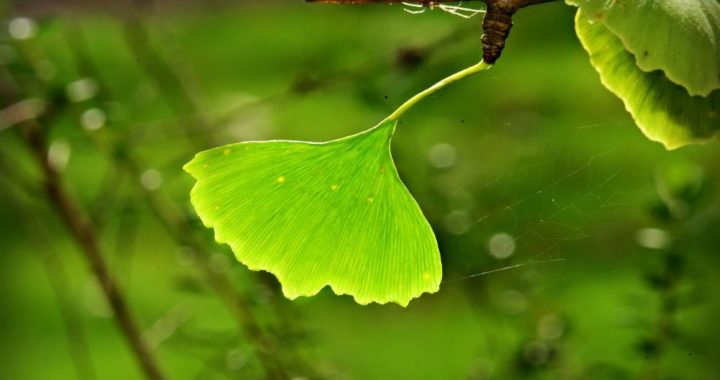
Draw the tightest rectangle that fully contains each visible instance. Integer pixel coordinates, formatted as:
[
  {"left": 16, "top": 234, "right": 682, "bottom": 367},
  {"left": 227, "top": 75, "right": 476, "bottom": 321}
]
[{"left": 1, "top": 1, "right": 719, "bottom": 379}]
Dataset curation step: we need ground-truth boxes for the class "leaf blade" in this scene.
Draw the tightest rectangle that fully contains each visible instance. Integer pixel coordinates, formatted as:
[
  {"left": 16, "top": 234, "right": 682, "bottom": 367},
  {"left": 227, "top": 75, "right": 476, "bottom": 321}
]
[
  {"left": 184, "top": 120, "right": 442, "bottom": 306},
  {"left": 575, "top": 10, "right": 720, "bottom": 149},
  {"left": 567, "top": 0, "right": 720, "bottom": 96}
]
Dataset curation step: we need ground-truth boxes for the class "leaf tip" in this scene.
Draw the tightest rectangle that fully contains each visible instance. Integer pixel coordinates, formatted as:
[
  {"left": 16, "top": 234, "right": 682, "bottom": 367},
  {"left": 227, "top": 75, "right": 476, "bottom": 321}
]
[{"left": 182, "top": 153, "right": 203, "bottom": 178}]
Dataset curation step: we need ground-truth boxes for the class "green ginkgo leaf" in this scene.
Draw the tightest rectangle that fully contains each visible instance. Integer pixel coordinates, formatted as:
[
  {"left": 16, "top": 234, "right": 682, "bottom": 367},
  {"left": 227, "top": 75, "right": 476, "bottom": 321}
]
[
  {"left": 575, "top": 10, "right": 720, "bottom": 149},
  {"left": 567, "top": 0, "right": 720, "bottom": 96},
  {"left": 184, "top": 120, "right": 442, "bottom": 306}
]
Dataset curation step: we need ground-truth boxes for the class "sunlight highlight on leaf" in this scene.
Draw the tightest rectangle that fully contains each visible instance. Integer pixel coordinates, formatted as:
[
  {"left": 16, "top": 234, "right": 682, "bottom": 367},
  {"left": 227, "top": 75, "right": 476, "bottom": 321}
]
[{"left": 184, "top": 120, "right": 442, "bottom": 306}]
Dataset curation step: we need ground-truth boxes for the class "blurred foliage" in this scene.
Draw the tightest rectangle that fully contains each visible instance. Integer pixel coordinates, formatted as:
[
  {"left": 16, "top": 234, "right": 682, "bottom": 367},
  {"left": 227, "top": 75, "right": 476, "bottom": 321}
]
[{"left": 0, "top": 1, "right": 719, "bottom": 379}]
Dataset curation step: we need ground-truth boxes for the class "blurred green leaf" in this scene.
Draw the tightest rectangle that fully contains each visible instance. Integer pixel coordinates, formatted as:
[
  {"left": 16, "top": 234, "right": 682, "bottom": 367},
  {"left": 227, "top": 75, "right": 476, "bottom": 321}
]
[
  {"left": 574, "top": 10, "right": 720, "bottom": 149},
  {"left": 567, "top": 0, "right": 720, "bottom": 96},
  {"left": 184, "top": 120, "right": 441, "bottom": 306}
]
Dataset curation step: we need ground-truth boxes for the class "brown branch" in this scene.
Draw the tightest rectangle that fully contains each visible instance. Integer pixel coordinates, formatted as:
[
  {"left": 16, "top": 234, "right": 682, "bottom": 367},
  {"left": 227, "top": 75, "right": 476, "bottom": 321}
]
[
  {"left": 306, "top": 0, "right": 557, "bottom": 5},
  {"left": 482, "top": 0, "right": 557, "bottom": 62},
  {"left": 306, "top": 0, "right": 559, "bottom": 63},
  {"left": 0, "top": 167, "right": 97, "bottom": 380},
  {"left": 21, "top": 124, "right": 167, "bottom": 380}
]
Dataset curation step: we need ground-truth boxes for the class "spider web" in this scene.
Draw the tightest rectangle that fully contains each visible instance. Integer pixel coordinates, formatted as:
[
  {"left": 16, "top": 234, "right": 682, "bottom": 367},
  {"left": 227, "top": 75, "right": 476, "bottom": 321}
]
[{"left": 432, "top": 146, "right": 635, "bottom": 283}]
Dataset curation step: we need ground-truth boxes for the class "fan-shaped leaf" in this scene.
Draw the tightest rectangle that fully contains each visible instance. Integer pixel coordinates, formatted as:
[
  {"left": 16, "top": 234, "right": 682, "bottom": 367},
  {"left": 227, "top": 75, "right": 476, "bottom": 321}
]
[
  {"left": 575, "top": 10, "right": 720, "bottom": 149},
  {"left": 567, "top": 0, "right": 720, "bottom": 96},
  {"left": 184, "top": 120, "right": 442, "bottom": 306}
]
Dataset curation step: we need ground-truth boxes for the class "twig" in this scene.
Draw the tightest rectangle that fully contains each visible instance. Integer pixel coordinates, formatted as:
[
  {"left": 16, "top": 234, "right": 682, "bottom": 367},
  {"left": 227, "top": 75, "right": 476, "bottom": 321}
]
[
  {"left": 119, "top": 155, "right": 290, "bottom": 380},
  {"left": 0, "top": 166, "right": 97, "bottom": 380},
  {"left": 0, "top": 41, "right": 166, "bottom": 379},
  {"left": 307, "top": 0, "right": 559, "bottom": 62},
  {"left": 20, "top": 124, "right": 167, "bottom": 380}
]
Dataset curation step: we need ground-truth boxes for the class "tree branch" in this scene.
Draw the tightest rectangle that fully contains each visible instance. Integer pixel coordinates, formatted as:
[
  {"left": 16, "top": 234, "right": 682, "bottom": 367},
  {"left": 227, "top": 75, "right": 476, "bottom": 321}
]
[
  {"left": 0, "top": 168, "right": 97, "bottom": 380},
  {"left": 306, "top": 0, "right": 558, "bottom": 5},
  {"left": 306, "top": 0, "right": 560, "bottom": 63}
]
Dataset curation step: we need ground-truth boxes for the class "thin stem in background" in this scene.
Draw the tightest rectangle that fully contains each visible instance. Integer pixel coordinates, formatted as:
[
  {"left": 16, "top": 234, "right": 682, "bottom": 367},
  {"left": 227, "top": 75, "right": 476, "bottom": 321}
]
[
  {"left": 383, "top": 60, "right": 491, "bottom": 122},
  {"left": 0, "top": 164, "right": 97, "bottom": 380},
  {"left": 0, "top": 52, "right": 164, "bottom": 379},
  {"left": 21, "top": 124, "right": 167, "bottom": 380}
]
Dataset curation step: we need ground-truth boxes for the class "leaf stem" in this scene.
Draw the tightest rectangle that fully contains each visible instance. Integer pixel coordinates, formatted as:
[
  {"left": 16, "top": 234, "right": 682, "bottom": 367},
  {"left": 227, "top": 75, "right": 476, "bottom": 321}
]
[
  {"left": 62, "top": 22, "right": 293, "bottom": 380},
  {"left": 383, "top": 60, "right": 492, "bottom": 123}
]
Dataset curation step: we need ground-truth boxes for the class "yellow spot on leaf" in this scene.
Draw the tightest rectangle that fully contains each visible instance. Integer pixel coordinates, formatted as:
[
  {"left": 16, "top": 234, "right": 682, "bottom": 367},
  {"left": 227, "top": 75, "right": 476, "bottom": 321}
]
[
  {"left": 367, "top": 197, "right": 374, "bottom": 203},
  {"left": 277, "top": 176, "right": 286, "bottom": 183},
  {"left": 422, "top": 272, "right": 431, "bottom": 280},
  {"left": 330, "top": 184, "right": 338, "bottom": 191},
  {"left": 203, "top": 164, "right": 208, "bottom": 168},
  {"left": 223, "top": 149, "right": 231, "bottom": 155}
]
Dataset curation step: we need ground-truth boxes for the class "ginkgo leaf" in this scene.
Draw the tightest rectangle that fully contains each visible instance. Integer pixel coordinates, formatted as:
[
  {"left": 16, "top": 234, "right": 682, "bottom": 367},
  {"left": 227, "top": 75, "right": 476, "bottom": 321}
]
[
  {"left": 184, "top": 120, "right": 442, "bottom": 306},
  {"left": 575, "top": 10, "right": 720, "bottom": 149},
  {"left": 567, "top": 0, "right": 720, "bottom": 96}
]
